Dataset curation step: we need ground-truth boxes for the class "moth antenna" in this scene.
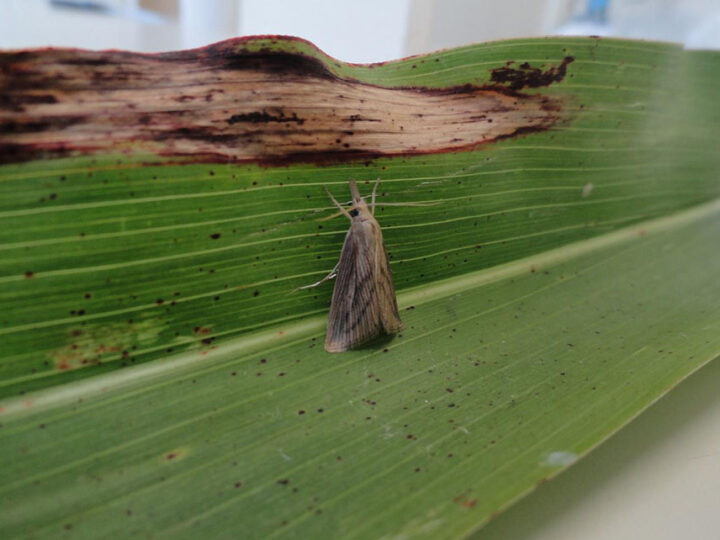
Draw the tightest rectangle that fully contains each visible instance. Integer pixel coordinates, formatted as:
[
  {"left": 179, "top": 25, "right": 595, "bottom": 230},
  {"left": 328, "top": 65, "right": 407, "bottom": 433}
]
[
  {"left": 371, "top": 180, "right": 380, "bottom": 215},
  {"left": 371, "top": 201, "right": 441, "bottom": 208},
  {"left": 325, "top": 187, "right": 352, "bottom": 219},
  {"left": 317, "top": 209, "right": 346, "bottom": 222}
]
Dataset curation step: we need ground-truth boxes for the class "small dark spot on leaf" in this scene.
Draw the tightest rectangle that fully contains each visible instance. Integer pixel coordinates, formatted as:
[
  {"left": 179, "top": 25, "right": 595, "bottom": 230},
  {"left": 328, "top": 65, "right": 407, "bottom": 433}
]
[{"left": 210, "top": 233, "right": 221, "bottom": 239}]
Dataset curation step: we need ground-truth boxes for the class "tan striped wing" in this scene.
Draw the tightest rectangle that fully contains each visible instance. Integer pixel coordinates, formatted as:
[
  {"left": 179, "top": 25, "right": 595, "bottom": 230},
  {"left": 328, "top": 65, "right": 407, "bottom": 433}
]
[{"left": 324, "top": 219, "right": 403, "bottom": 352}]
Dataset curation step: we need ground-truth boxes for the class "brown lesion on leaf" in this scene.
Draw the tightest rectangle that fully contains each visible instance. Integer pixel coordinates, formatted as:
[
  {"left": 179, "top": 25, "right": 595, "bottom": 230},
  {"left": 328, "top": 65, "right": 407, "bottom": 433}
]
[
  {"left": 452, "top": 489, "right": 478, "bottom": 509},
  {"left": 0, "top": 39, "right": 573, "bottom": 165},
  {"left": 490, "top": 56, "right": 575, "bottom": 91},
  {"left": 226, "top": 111, "right": 305, "bottom": 125},
  {"left": 192, "top": 325, "right": 216, "bottom": 349},
  {"left": 161, "top": 447, "right": 189, "bottom": 463},
  {"left": 48, "top": 318, "right": 163, "bottom": 371}
]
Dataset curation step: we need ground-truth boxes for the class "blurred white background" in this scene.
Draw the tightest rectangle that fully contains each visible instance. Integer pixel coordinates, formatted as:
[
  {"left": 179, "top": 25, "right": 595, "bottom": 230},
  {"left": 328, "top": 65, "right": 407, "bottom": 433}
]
[
  {"left": 1, "top": 0, "right": 720, "bottom": 60},
  {"left": 1, "top": 1, "right": 719, "bottom": 539}
]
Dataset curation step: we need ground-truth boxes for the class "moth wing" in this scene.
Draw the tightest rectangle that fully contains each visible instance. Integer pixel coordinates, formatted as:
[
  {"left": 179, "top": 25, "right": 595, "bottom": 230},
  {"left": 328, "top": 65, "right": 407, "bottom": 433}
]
[
  {"left": 325, "top": 220, "right": 397, "bottom": 352},
  {"left": 375, "top": 238, "right": 404, "bottom": 334}
]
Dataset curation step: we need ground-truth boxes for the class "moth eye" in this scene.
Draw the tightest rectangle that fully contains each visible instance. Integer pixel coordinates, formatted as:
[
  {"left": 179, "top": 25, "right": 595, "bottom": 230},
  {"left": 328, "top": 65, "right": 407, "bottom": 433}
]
[{"left": 349, "top": 209, "right": 359, "bottom": 217}]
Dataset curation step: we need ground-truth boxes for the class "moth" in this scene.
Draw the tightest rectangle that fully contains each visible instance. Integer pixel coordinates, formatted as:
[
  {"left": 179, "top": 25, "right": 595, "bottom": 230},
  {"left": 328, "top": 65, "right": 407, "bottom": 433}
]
[{"left": 305, "top": 179, "right": 404, "bottom": 353}]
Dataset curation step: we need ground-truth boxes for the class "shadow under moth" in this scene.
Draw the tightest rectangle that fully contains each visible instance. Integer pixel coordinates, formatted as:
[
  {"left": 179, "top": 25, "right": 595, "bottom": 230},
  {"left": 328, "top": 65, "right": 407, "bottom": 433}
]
[{"left": 305, "top": 179, "right": 404, "bottom": 353}]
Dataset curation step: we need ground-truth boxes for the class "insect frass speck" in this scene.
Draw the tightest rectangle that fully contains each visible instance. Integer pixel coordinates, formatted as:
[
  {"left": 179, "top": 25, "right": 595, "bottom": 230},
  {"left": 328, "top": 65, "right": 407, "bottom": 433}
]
[{"left": 323, "top": 180, "right": 404, "bottom": 352}]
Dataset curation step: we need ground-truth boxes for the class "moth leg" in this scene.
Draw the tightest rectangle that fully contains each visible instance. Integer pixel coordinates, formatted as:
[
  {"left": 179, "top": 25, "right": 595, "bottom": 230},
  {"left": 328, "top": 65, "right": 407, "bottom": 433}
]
[
  {"left": 371, "top": 179, "right": 380, "bottom": 215},
  {"left": 296, "top": 262, "right": 340, "bottom": 290},
  {"left": 325, "top": 187, "right": 352, "bottom": 220}
]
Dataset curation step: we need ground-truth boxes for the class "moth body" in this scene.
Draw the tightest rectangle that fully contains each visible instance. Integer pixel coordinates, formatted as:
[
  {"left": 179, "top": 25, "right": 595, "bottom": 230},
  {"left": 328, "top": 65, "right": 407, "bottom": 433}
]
[{"left": 324, "top": 180, "right": 403, "bottom": 353}]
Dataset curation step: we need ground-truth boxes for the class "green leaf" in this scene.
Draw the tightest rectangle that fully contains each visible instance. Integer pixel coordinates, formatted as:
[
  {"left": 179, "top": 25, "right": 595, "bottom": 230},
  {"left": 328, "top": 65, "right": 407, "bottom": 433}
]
[{"left": 1, "top": 36, "right": 719, "bottom": 538}]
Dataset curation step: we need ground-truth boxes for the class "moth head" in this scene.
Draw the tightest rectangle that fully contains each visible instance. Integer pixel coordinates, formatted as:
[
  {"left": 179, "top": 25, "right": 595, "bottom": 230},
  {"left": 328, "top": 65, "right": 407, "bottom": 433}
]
[{"left": 348, "top": 179, "right": 370, "bottom": 215}]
